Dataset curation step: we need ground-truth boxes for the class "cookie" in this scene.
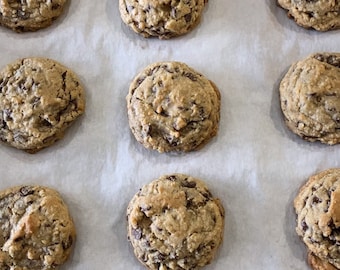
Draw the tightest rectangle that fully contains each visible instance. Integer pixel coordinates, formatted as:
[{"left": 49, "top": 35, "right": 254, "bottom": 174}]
[
  {"left": 279, "top": 53, "right": 340, "bottom": 145},
  {"left": 0, "top": 185, "right": 76, "bottom": 270},
  {"left": 294, "top": 168, "right": 340, "bottom": 269},
  {"left": 0, "top": 0, "right": 67, "bottom": 32},
  {"left": 126, "top": 61, "right": 220, "bottom": 153},
  {"left": 308, "top": 251, "right": 338, "bottom": 270},
  {"left": 127, "top": 174, "right": 225, "bottom": 270},
  {"left": 277, "top": 0, "right": 340, "bottom": 31},
  {"left": 0, "top": 57, "right": 85, "bottom": 153},
  {"left": 119, "top": 0, "right": 207, "bottom": 39}
]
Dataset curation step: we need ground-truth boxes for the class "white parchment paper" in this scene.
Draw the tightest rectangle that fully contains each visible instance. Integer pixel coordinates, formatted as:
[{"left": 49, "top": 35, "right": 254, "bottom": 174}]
[{"left": 0, "top": 1, "right": 339, "bottom": 269}]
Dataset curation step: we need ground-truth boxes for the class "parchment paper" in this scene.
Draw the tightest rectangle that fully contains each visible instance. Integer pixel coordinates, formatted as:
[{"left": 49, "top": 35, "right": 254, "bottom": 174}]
[{"left": 0, "top": 1, "right": 339, "bottom": 269}]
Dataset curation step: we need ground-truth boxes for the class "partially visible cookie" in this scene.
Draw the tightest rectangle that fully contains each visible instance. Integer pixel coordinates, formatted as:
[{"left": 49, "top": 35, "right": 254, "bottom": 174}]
[
  {"left": 0, "top": 57, "right": 85, "bottom": 153},
  {"left": 0, "top": 185, "right": 76, "bottom": 270},
  {"left": 279, "top": 53, "right": 340, "bottom": 145},
  {"left": 294, "top": 168, "right": 340, "bottom": 269},
  {"left": 119, "top": 0, "right": 208, "bottom": 39},
  {"left": 0, "top": 0, "right": 67, "bottom": 32},
  {"left": 127, "top": 174, "right": 225, "bottom": 270},
  {"left": 308, "top": 251, "right": 338, "bottom": 270},
  {"left": 277, "top": 0, "right": 340, "bottom": 31},
  {"left": 127, "top": 61, "right": 220, "bottom": 153}
]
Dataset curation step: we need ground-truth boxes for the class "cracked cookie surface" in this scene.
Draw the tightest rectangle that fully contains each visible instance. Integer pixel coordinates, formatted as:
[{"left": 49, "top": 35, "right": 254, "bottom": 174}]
[
  {"left": 0, "top": 0, "right": 67, "bottom": 32},
  {"left": 0, "top": 57, "right": 85, "bottom": 153},
  {"left": 277, "top": 0, "right": 340, "bottom": 31},
  {"left": 127, "top": 61, "right": 220, "bottom": 153},
  {"left": 119, "top": 0, "right": 207, "bottom": 39},
  {"left": 0, "top": 185, "right": 76, "bottom": 270},
  {"left": 127, "top": 174, "right": 225, "bottom": 270},
  {"left": 279, "top": 53, "right": 340, "bottom": 145},
  {"left": 294, "top": 168, "right": 340, "bottom": 269}
]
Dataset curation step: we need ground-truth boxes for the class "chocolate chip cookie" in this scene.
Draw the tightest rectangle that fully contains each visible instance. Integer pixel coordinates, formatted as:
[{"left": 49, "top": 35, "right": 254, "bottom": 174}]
[
  {"left": 126, "top": 61, "right": 220, "bottom": 153},
  {"left": 127, "top": 174, "right": 225, "bottom": 270},
  {"left": 277, "top": 0, "right": 340, "bottom": 31},
  {"left": 0, "top": 57, "right": 85, "bottom": 153},
  {"left": 0, "top": 185, "right": 76, "bottom": 270},
  {"left": 294, "top": 168, "right": 340, "bottom": 269},
  {"left": 0, "top": 0, "right": 67, "bottom": 32},
  {"left": 279, "top": 53, "right": 340, "bottom": 145},
  {"left": 119, "top": 0, "right": 208, "bottom": 39}
]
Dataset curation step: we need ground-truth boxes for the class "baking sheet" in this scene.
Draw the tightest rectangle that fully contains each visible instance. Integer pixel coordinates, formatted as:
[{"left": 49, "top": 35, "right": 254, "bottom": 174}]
[{"left": 0, "top": 0, "right": 340, "bottom": 269}]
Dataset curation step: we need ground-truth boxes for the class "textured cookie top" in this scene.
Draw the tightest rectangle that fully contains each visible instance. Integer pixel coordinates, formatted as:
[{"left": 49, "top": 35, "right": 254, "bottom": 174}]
[
  {"left": 0, "top": 185, "right": 76, "bottom": 270},
  {"left": 279, "top": 53, "right": 340, "bottom": 145},
  {"left": 119, "top": 0, "right": 207, "bottom": 39},
  {"left": 294, "top": 169, "right": 340, "bottom": 269},
  {"left": 127, "top": 61, "right": 220, "bottom": 153},
  {"left": 0, "top": 0, "right": 67, "bottom": 32},
  {"left": 0, "top": 57, "right": 85, "bottom": 153},
  {"left": 127, "top": 174, "right": 225, "bottom": 270},
  {"left": 277, "top": 0, "right": 340, "bottom": 31}
]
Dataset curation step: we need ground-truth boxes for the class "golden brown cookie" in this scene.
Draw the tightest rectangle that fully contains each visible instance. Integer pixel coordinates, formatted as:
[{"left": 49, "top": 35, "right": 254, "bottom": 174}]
[
  {"left": 0, "top": 185, "right": 76, "bottom": 270},
  {"left": 279, "top": 53, "right": 340, "bottom": 145},
  {"left": 119, "top": 0, "right": 208, "bottom": 39},
  {"left": 126, "top": 61, "right": 220, "bottom": 153},
  {"left": 0, "top": 0, "right": 67, "bottom": 32},
  {"left": 0, "top": 57, "right": 85, "bottom": 153},
  {"left": 294, "top": 168, "right": 340, "bottom": 269},
  {"left": 277, "top": 0, "right": 340, "bottom": 31},
  {"left": 127, "top": 174, "right": 225, "bottom": 270}
]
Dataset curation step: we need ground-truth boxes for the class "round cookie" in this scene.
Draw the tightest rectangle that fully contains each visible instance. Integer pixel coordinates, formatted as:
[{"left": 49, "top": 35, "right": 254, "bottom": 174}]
[
  {"left": 0, "top": 0, "right": 67, "bottom": 32},
  {"left": 0, "top": 185, "right": 76, "bottom": 270},
  {"left": 277, "top": 0, "right": 340, "bottom": 31},
  {"left": 0, "top": 57, "right": 85, "bottom": 153},
  {"left": 294, "top": 168, "right": 340, "bottom": 269},
  {"left": 126, "top": 61, "right": 220, "bottom": 153},
  {"left": 127, "top": 174, "right": 225, "bottom": 270},
  {"left": 279, "top": 53, "right": 340, "bottom": 145},
  {"left": 119, "top": 0, "right": 207, "bottom": 39}
]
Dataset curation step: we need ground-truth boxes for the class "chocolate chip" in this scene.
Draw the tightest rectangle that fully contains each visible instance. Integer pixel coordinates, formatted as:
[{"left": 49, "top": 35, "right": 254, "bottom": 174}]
[
  {"left": 181, "top": 180, "right": 196, "bottom": 188},
  {"left": 314, "top": 54, "right": 340, "bottom": 68},
  {"left": 301, "top": 220, "right": 308, "bottom": 232},
  {"left": 19, "top": 186, "right": 34, "bottom": 197},
  {"left": 0, "top": 120, "right": 7, "bottom": 129},
  {"left": 184, "top": 13, "right": 192, "bottom": 22},
  {"left": 203, "top": 191, "right": 213, "bottom": 200},
  {"left": 156, "top": 253, "right": 166, "bottom": 262},
  {"left": 62, "top": 236, "right": 73, "bottom": 250},
  {"left": 3, "top": 109, "right": 12, "bottom": 121},
  {"left": 312, "top": 196, "right": 321, "bottom": 204},
  {"left": 183, "top": 72, "right": 197, "bottom": 81},
  {"left": 132, "top": 227, "right": 142, "bottom": 240},
  {"left": 17, "top": 10, "right": 30, "bottom": 20},
  {"left": 32, "top": 96, "right": 40, "bottom": 107},
  {"left": 13, "top": 236, "right": 24, "bottom": 242},
  {"left": 166, "top": 175, "right": 177, "bottom": 181},
  {"left": 41, "top": 118, "right": 52, "bottom": 127},
  {"left": 186, "top": 198, "right": 194, "bottom": 208},
  {"left": 164, "top": 134, "right": 178, "bottom": 146},
  {"left": 52, "top": 3, "right": 60, "bottom": 10},
  {"left": 136, "top": 77, "right": 145, "bottom": 86}
]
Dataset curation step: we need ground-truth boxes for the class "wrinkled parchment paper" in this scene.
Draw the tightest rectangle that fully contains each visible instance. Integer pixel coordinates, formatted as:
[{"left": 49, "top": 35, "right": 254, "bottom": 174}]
[{"left": 0, "top": 1, "right": 339, "bottom": 269}]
